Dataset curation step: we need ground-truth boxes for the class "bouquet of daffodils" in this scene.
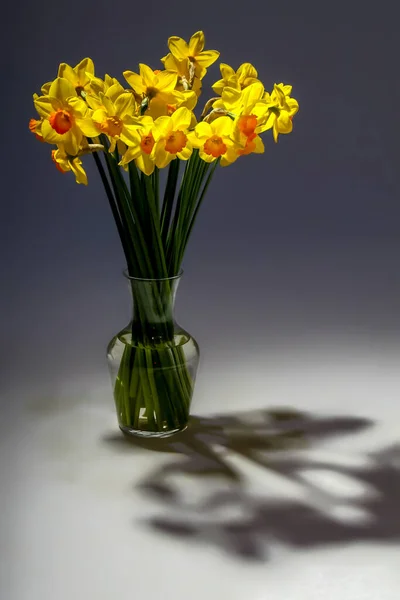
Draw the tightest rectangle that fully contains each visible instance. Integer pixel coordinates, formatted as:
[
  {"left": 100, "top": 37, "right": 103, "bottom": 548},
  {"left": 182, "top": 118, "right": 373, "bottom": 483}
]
[{"left": 30, "top": 31, "right": 299, "bottom": 436}]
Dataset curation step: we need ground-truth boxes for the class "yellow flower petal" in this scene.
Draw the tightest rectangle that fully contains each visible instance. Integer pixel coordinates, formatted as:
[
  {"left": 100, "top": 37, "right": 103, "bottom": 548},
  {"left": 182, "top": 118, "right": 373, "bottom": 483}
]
[
  {"left": 70, "top": 158, "right": 88, "bottom": 185},
  {"left": 49, "top": 77, "right": 77, "bottom": 103},
  {"left": 139, "top": 64, "right": 155, "bottom": 88},
  {"left": 155, "top": 70, "right": 178, "bottom": 91},
  {"left": 220, "top": 146, "right": 239, "bottom": 166},
  {"left": 67, "top": 96, "right": 89, "bottom": 118},
  {"left": 213, "top": 86, "right": 241, "bottom": 110},
  {"left": 276, "top": 112, "right": 293, "bottom": 134},
  {"left": 171, "top": 106, "right": 192, "bottom": 130},
  {"left": 115, "top": 92, "right": 135, "bottom": 118},
  {"left": 177, "top": 141, "right": 193, "bottom": 161},
  {"left": 168, "top": 36, "right": 190, "bottom": 60},
  {"left": 187, "top": 131, "right": 202, "bottom": 148},
  {"left": 119, "top": 145, "right": 141, "bottom": 165},
  {"left": 188, "top": 31, "right": 205, "bottom": 55},
  {"left": 152, "top": 116, "right": 172, "bottom": 139},
  {"left": 75, "top": 117, "right": 100, "bottom": 137},
  {"left": 34, "top": 95, "right": 56, "bottom": 118},
  {"left": 86, "top": 95, "right": 104, "bottom": 111},
  {"left": 153, "top": 142, "right": 173, "bottom": 169},
  {"left": 198, "top": 149, "right": 215, "bottom": 163},
  {"left": 287, "top": 97, "right": 299, "bottom": 116},
  {"left": 195, "top": 50, "right": 220, "bottom": 68},
  {"left": 195, "top": 122, "right": 212, "bottom": 139},
  {"left": 76, "top": 57, "right": 94, "bottom": 81},
  {"left": 177, "top": 90, "right": 198, "bottom": 111},
  {"left": 92, "top": 108, "right": 108, "bottom": 124},
  {"left": 106, "top": 81, "right": 127, "bottom": 103},
  {"left": 220, "top": 63, "right": 235, "bottom": 80},
  {"left": 212, "top": 116, "right": 234, "bottom": 137},
  {"left": 135, "top": 152, "right": 154, "bottom": 175},
  {"left": 123, "top": 70, "right": 146, "bottom": 95},
  {"left": 41, "top": 81, "right": 51, "bottom": 94},
  {"left": 57, "top": 63, "right": 77, "bottom": 84},
  {"left": 237, "top": 62, "right": 258, "bottom": 81},
  {"left": 120, "top": 126, "right": 141, "bottom": 147},
  {"left": 253, "top": 135, "right": 265, "bottom": 154},
  {"left": 41, "top": 118, "right": 64, "bottom": 144},
  {"left": 101, "top": 95, "right": 116, "bottom": 115},
  {"left": 241, "top": 81, "right": 264, "bottom": 108}
]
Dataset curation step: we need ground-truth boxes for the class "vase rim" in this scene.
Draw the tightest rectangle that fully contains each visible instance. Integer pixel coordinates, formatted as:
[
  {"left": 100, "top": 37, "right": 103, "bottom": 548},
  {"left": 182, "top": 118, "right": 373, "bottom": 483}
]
[{"left": 123, "top": 268, "right": 184, "bottom": 282}]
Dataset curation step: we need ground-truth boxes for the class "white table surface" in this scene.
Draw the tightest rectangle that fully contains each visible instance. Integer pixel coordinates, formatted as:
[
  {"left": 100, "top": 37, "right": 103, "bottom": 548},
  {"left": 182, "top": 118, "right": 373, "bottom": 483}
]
[
  {"left": 2, "top": 242, "right": 400, "bottom": 599},
  {"left": 1, "top": 334, "right": 400, "bottom": 600}
]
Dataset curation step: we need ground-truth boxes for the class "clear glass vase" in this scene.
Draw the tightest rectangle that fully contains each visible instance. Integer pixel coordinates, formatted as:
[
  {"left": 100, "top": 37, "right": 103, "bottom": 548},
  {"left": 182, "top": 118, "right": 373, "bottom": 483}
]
[{"left": 107, "top": 271, "right": 200, "bottom": 438}]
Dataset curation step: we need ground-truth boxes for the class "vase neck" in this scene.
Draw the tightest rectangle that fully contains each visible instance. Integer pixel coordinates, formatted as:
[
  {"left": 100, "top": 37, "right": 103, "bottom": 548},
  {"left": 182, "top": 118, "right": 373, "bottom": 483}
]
[{"left": 127, "top": 276, "right": 180, "bottom": 344}]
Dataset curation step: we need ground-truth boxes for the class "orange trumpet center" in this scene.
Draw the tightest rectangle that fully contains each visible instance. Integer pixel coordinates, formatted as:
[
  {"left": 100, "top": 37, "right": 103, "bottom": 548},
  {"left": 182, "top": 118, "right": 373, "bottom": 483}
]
[
  {"left": 49, "top": 109, "right": 74, "bottom": 134},
  {"left": 238, "top": 135, "right": 256, "bottom": 156},
  {"left": 140, "top": 132, "right": 155, "bottom": 154},
  {"left": 204, "top": 135, "right": 227, "bottom": 158},
  {"left": 99, "top": 116, "right": 123, "bottom": 137},
  {"left": 165, "top": 130, "right": 187, "bottom": 154},
  {"left": 237, "top": 114, "right": 258, "bottom": 137}
]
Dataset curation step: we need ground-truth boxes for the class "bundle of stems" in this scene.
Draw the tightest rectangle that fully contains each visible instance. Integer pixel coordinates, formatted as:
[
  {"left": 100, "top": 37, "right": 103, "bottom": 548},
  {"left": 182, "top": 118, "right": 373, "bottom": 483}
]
[{"left": 92, "top": 133, "right": 219, "bottom": 433}]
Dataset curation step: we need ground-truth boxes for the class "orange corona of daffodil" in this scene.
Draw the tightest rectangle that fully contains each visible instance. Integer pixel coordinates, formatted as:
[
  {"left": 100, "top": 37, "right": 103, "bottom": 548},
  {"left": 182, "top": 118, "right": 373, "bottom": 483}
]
[
  {"left": 51, "top": 146, "right": 88, "bottom": 185},
  {"left": 119, "top": 116, "right": 157, "bottom": 176},
  {"left": 151, "top": 107, "right": 193, "bottom": 168},
  {"left": 33, "top": 77, "right": 100, "bottom": 155},
  {"left": 212, "top": 63, "right": 260, "bottom": 95},
  {"left": 188, "top": 116, "right": 238, "bottom": 166}
]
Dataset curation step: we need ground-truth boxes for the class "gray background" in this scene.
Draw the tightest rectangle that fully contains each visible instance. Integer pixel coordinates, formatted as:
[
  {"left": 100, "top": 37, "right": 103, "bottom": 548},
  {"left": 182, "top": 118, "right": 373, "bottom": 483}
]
[{"left": 2, "top": 0, "right": 400, "bottom": 396}]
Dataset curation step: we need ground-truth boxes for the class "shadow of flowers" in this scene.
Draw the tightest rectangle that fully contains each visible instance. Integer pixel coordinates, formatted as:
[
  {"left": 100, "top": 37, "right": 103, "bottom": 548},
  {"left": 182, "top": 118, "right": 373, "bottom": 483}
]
[{"left": 103, "top": 408, "right": 400, "bottom": 561}]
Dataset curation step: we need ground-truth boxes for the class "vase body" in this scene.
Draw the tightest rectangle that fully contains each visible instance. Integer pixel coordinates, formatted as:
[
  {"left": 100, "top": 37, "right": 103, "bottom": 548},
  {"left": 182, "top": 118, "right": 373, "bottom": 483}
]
[{"left": 107, "top": 272, "right": 199, "bottom": 438}]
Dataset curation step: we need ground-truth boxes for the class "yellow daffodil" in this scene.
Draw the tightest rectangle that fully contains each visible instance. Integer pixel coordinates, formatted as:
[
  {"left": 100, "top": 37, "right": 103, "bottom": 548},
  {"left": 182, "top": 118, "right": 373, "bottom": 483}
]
[
  {"left": 212, "top": 63, "right": 260, "bottom": 95},
  {"left": 213, "top": 81, "right": 264, "bottom": 112},
  {"left": 160, "top": 54, "right": 203, "bottom": 97},
  {"left": 188, "top": 116, "right": 238, "bottom": 165},
  {"left": 123, "top": 64, "right": 182, "bottom": 119},
  {"left": 150, "top": 107, "right": 193, "bottom": 168},
  {"left": 51, "top": 146, "right": 88, "bottom": 185},
  {"left": 163, "top": 31, "right": 219, "bottom": 81},
  {"left": 85, "top": 73, "right": 121, "bottom": 102},
  {"left": 91, "top": 90, "right": 143, "bottom": 153},
  {"left": 57, "top": 57, "right": 95, "bottom": 96},
  {"left": 263, "top": 83, "right": 299, "bottom": 142},
  {"left": 86, "top": 79, "right": 128, "bottom": 111},
  {"left": 34, "top": 77, "right": 99, "bottom": 155},
  {"left": 119, "top": 116, "right": 156, "bottom": 176},
  {"left": 212, "top": 82, "right": 270, "bottom": 145}
]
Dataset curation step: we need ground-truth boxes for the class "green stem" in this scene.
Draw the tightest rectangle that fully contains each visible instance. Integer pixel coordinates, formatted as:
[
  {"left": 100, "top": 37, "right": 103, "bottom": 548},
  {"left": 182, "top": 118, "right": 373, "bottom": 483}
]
[
  {"left": 177, "top": 158, "right": 220, "bottom": 267},
  {"left": 90, "top": 144, "right": 136, "bottom": 271},
  {"left": 161, "top": 159, "right": 180, "bottom": 250}
]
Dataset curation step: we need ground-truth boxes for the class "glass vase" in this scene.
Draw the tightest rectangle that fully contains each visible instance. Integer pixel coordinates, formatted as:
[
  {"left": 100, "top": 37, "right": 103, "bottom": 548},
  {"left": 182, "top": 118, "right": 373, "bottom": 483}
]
[{"left": 107, "top": 271, "right": 200, "bottom": 438}]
